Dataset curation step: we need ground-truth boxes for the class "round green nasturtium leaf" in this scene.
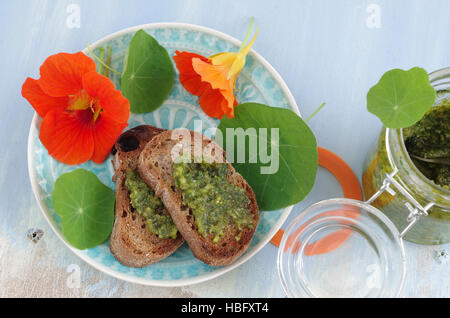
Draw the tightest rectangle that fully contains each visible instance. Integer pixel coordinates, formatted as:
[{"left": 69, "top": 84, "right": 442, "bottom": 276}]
[
  {"left": 52, "top": 169, "right": 115, "bottom": 249},
  {"left": 121, "top": 29, "right": 175, "bottom": 113},
  {"left": 367, "top": 67, "right": 436, "bottom": 129},
  {"left": 217, "top": 103, "right": 318, "bottom": 211}
]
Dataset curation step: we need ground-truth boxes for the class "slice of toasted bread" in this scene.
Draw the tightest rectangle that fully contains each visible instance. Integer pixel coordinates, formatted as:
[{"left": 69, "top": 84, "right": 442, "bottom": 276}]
[
  {"left": 110, "top": 125, "right": 184, "bottom": 268},
  {"left": 137, "top": 129, "right": 259, "bottom": 267}
]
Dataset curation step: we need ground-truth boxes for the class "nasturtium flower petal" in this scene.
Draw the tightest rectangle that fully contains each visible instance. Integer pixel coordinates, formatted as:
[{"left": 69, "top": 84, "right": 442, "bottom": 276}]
[
  {"left": 91, "top": 115, "right": 128, "bottom": 164},
  {"left": 38, "top": 52, "right": 96, "bottom": 97},
  {"left": 39, "top": 109, "right": 95, "bottom": 165},
  {"left": 21, "top": 78, "right": 68, "bottom": 117},
  {"left": 192, "top": 57, "right": 231, "bottom": 91},
  {"left": 82, "top": 71, "right": 130, "bottom": 123},
  {"left": 198, "top": 88, "right": 228, "bottom": 118},
  {"left": 173, "top": 51, "right": 210, "bottom": 96}
]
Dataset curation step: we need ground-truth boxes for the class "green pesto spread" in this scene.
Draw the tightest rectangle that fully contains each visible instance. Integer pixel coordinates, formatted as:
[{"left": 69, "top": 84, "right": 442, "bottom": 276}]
[
  {"left": 125, "top": 169, "right": 178, "bottom": 239},
  {"left": 403, "top": 99, "right": 450, "bottom": 188},
  {"left": 173, "top": 161, "right": 254, "bottom": 243}
]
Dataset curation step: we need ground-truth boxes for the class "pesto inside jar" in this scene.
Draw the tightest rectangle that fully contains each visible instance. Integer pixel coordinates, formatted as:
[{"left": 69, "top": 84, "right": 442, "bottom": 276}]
[
  {"left": 125, "top": 169, "right": 178, "bottom": 239},
  {"left": 173, "top": 161, "right": 254, "bottom": 243},
  {"left": 403, "top": 99, "right": 450, "bottom": 189}
]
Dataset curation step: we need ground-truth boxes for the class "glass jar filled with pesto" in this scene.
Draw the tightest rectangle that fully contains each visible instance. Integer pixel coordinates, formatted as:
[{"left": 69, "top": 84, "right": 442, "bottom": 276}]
[{"left": 362, "top": 67, "right": 450, "bottom": 245}]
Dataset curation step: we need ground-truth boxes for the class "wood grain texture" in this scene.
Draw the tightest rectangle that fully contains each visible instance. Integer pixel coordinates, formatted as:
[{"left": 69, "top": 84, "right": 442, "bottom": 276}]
[{"left": 0, "top": 0, "right": 448, "bottom": 297}]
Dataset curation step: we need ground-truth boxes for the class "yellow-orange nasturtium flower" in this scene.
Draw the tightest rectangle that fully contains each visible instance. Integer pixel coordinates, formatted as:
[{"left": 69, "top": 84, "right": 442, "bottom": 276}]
[{"left": 173, "top": 19, "right": 258, "bottom": 119}]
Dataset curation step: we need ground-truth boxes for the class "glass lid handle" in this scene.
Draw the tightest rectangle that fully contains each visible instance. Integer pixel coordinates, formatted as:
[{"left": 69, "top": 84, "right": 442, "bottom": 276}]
[{"left": 365, "top": 168, "right": 434, "bottom": 239}]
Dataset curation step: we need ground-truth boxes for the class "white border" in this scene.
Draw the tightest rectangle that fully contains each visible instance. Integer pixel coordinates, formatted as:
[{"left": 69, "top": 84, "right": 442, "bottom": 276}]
[{"left": 27, "top": 22, "right": 300, "bottom": 287}]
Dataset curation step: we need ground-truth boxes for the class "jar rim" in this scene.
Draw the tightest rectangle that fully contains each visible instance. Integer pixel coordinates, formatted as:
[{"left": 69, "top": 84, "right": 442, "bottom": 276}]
[{"left": 429, "top": 66, "right": 450, "bottom": 82}]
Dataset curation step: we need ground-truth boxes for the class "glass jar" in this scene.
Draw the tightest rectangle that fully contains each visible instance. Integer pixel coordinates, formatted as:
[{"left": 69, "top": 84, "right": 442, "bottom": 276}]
[
  {"left": 362, "top": 67, "right": 450, "bottom": 245},
  {"left": 277, "top": 199, "right": 406, "bottom": 297}
]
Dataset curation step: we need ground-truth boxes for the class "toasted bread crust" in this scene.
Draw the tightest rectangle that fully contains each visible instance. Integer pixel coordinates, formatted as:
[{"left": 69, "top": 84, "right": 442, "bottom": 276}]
[
  {"left": 137, "top": 129, "right": 259, "bottom": 267},
  {"left": 110, "top": 125, "right": 184, "bottom": 268}
]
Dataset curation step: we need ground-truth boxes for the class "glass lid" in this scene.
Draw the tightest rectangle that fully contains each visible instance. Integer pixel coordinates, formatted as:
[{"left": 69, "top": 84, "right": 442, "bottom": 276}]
[{"left": 277, "top": 198, "right": 406, "bottom": 298}]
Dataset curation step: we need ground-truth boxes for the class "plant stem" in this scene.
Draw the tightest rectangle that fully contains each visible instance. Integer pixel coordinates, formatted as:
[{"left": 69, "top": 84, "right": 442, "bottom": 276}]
[
  {"left": 86, "top": 43, "right": 120, "bottom": 75},
  {"left": 239, "top": 17, "right": 255, "bottom": 52},
  {"left": 305, "top": 102, "right": 326, "bottom": 123},
  {"left": 104, "top": 45, "right": 112, "bottom": 77},
  {"left": 98, "top": 47, "right": 105, "bottom": 75}
]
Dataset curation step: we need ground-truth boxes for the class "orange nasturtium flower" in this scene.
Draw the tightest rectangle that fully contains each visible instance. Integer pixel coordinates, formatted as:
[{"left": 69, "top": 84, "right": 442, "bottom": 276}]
[
  {"left": 173, "top": 20, "right": 258, "bottom": 119},
  {"left": 22, "top": 52, "right": 130, "bottom": 165}
]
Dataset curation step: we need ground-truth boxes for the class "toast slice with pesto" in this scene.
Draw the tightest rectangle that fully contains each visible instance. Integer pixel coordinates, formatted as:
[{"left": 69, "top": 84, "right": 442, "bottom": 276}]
[
  {"left": 110, "top": 125, "right": 184, "bottom": 268},
  {"left": 137, "top": 129, "right": 259, "bottom": 267}
]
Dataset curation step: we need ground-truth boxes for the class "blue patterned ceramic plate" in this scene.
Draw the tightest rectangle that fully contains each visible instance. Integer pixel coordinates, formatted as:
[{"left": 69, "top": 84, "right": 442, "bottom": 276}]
[{"left": 27, "top": 23, "right": 299, "bottom": 286}]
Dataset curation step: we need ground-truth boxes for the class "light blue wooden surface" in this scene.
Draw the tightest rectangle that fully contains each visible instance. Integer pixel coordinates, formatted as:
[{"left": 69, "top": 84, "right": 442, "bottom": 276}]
[{"left": 0, "top": 0, "right": 449, "bottom": 297}]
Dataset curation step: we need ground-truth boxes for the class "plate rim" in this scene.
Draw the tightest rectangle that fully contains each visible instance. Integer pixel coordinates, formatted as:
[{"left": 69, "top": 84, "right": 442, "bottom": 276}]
[{"left": 27, "top": 21, "right": 299, "bottom": 287}]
